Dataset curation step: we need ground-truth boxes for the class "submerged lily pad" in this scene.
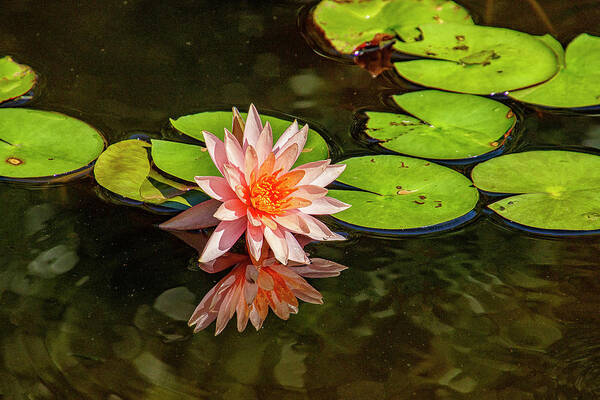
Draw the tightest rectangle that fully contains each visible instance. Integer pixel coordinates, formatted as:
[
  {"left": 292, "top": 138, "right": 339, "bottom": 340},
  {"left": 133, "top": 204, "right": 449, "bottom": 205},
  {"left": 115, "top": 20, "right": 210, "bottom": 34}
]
[
  {"left": 170, "top": 110, "right": 329, "bottom": 167},
  {"left": 0, "top": 56, "right": 36, "bottom": 103},
  {"left": 94, "top": 139, "right": 205, "bottom": 209},
  {"left": 510, "top": 34, "right": 600, "bottom": 108},
  {"left": 0, "top": 109, "right": 104, "bottom": 178},
  {"left": 364, "top": 90, "right": 515, "bottom": 160},
  {"left": 151, "top": 139, "right": 220, "bottom": 182},
  {"left": 311, "top": 0, "right": 473, "bottom": 55},
  {"left": 471, "top": 151, "right": 600, "bottom": 231},
  {"left": 393, "top": 23, "right": 559, "bottom": 94},
  {"left": 329, "top": 155, "right": 479, "bottom": 231}
]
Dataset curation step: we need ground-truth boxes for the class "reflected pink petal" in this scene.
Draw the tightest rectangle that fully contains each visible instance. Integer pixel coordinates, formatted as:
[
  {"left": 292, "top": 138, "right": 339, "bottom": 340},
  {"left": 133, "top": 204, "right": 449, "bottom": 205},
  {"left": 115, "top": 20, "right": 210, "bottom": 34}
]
[{"left": 159, "top": 199, "right": 221, "bottom": 231}]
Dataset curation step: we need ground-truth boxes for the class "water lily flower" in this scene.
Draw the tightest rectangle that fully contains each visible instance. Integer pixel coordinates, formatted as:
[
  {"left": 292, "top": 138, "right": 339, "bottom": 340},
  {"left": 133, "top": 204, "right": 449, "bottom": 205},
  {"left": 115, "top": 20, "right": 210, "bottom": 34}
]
[
  {"left": 188, "top": 246, "right": 347, "bottom": 335},
  {"left": 161, "top": 105, "right": 349, "bottom": 265}
]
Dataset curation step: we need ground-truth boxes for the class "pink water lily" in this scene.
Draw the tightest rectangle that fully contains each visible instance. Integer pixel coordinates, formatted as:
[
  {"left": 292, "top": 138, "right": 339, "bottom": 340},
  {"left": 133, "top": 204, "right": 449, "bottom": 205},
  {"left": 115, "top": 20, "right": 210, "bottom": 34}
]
[{"left": 162, "top": 105, "right": 349, "bottom": 265}]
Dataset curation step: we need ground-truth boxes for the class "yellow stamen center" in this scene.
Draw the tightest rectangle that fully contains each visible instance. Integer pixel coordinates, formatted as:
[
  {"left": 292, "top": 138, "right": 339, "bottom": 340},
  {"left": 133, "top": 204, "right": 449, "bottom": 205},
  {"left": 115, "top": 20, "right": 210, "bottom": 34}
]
[{"left": 250, "top": 173, "right": 293, "bottom": 214}]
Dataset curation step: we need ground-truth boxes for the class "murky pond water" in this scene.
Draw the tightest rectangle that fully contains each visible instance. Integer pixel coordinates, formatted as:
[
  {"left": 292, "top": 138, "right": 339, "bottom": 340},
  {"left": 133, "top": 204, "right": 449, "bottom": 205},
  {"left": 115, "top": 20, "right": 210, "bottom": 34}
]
[{"left": 1, "top": 1, "right": 600, "bottom": 398}]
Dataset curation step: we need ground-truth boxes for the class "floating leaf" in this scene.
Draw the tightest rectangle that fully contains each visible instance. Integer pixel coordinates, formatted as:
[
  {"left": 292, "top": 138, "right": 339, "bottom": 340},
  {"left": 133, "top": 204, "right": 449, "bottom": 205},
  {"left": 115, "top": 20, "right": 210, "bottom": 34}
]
[
  {"left": 510, "top": 34, "right": 600, "bottom": 108},
  {"left": 329, "top": 155, "right": 479, "bottom": 231},
  {"left": 311, "top": 0, "right": 473, "bottom": 55},
  {"left": 151, "top": 139, "right": 220, "bottom": 182},
  {"left": 363, "top": 90, "right": 515, "bottom": 160},
  {"left": 0, "top": 56, "right": 36, "bottom": 103},
  {"left": 0, "top": 109, "right": 104, "bottom": 179},
  {"left": 471, "top": 151, "right": 600, "bottom": 231},
  {"left": 170, "top": 110, "right": 329, "bottom": 166},
  {"left": 393, "top": 23, "right": 559, "bottom": 94},
  {"left": 94, "top": 139, "right": 204, "bottom": 209}
]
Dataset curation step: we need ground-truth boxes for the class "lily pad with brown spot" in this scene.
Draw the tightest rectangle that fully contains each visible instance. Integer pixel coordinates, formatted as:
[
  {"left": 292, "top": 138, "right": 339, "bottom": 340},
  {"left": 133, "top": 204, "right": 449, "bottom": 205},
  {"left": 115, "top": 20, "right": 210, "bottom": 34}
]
[
  {"left": 0, "top": 56, "right": 36, "bottom": 104},
  {"left": 363, "top": 90, "right": 516, "bottom": 160},
  {"left": 393, "top": 23, "right": 559, "bottom": 94},
  {"left": 0, "top": 109, "right": 104, "bottom": 179},
  {"left": 329, "top": 155, "right": 479, "bottom": 231},
  {"left": 311, "top": 0, "right": 473, "bottom": 55},
  {"left": 471, "top": 150, "right": 600, "bottom": 231}
]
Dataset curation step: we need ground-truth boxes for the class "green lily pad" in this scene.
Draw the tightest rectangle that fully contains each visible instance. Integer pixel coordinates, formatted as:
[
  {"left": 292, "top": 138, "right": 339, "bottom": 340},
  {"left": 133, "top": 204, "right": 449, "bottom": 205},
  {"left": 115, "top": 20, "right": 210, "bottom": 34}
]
[
  {"left": 311, "top": 0, "right": 473, "bottom": 55},
  {"left": 510, "top": 34, "right": 600, "bottom": 108},
  {"left": 363, "top": 90, "right": 515, "bottom": 160},
  {"left": 393, "top": 23, "right": 559, "bottom": 94},
  {"left": 0, "top": 56, "right": 36, "bottom": 103},
  {"left": 329, "top": 155, "right": 479, "bottom": 230},
  {"left": 0, "top": 109, "right": 104, "bottom": 178},
  {"left": 94, "top": 139, "right": 203, "bottom": 209},
  {"left": 151, "top": 139, "right": 220, "bottom": 182},
  {"left": 170, "top": 111, "right": 329, "bottom": 167},
  {"left": 471, "top": 151, "right": 600, "bottom": 231}
]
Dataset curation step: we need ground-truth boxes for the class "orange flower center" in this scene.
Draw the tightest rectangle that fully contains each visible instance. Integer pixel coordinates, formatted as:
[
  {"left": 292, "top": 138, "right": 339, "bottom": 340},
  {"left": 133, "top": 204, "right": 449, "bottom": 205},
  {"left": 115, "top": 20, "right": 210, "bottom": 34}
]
[{"left": 250, "top": 174, "right": 293, "bottom": 214}]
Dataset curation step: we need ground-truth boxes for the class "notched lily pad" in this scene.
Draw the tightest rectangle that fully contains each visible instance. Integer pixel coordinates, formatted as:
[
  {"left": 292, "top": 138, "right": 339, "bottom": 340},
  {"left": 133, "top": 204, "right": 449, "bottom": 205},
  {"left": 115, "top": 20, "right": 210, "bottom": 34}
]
[
  {"left": 94, "top": 139, "right": 207, "bottom": 209},
  {"left": 0, "top": 56, "right": 36, "bottom": 104},
  {"left": 393, "top": 23, "right": 559, "bottom": 94},
  {"left": 311, "top": 0, "right": 473, "bottom": 55},
  {"left": 510, "top": 34, "right": 600, "bottom": 108},
  {"left": 362, "top": 90, "right": 515, "bottom": 160},
  {"left": 170, "top": 110, "right": 329, "bottom": 167},
  {"left": 0, "top": 109, "right": 104, "bottom": 179},
  {"left": 472, "top": 150, "right": 600, "bottom": 231},
  {"left": 329, "top": 155, "right": 479, "bottom": 232}
]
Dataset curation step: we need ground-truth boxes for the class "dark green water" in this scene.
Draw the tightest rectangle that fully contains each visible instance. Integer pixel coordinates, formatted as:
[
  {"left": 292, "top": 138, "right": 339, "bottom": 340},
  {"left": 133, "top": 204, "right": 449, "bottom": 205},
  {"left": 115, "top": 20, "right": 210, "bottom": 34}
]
[{"left": 1, "top": 1, "right": 600, "bottom": 399}]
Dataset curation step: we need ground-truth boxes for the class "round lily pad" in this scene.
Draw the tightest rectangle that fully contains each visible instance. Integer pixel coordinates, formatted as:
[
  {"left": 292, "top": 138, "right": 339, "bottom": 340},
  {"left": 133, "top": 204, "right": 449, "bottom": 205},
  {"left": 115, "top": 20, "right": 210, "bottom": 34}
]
[
  {"left": 170, "top": 110, "right": 329, "bottom": 167},
  {"left": 509, "top": 34, "right": 600, "bottom": 108},
  {"left": 0, "top": 109, "right": 105, "bottom": 179},
  {"left": 363, "top": 90, "right": 515, "bottom": 160},
  {"left": 471, "top": 150, "right": 600, "bottom": 231},
  {"left": 94, "top": 139, "right": 204, "bottom": 209},
  {"left": 0, "top": 56, "right": 36, "bottom": 104},
  {"left": 393, "top": 23, "right": 559, "bottom": 94},
  {"left": 311, "top": 0, "right": 473, "bottom": 55},
  {"left": 329, "top": 155, "right": 479, "bottom": 231},
  {"left": 151, "top": 139, "right": 220, "bottom": 182}
]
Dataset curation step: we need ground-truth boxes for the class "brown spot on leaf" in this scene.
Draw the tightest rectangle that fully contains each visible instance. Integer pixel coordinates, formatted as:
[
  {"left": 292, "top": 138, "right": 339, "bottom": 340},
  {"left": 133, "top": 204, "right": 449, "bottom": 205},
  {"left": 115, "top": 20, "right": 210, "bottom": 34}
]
[
  {"left": 6, "top": 157, "right": 24, "bottom": 166},
  {"left": 414, "top": 200, "right": 425, "bottom": 205},
  {"left": 456, "top": 35, "right": 465, "bottom": 41},
  {"left": 490, "top": 141, "right": 499, "bottom": 147},
  {"left": 424, "top": 162, "right": 430, "bottom": 166},
  {"left": 400, "top": 161, "right": 408, "bottom": 168},
  {"left": 418, "top": 195, "right": 426, "bottom": 200},
  {"left": 453, "top": 45, "right": 469, "bottom": 51},
  {"left": 506, "top": 110, "right": 514, "bottom": 119},
  {"left": 497, "top": 205, "right": 506, "bottom": 211},
  {"left": 426, "top": 51, "right": 437, "bottom": 56}
]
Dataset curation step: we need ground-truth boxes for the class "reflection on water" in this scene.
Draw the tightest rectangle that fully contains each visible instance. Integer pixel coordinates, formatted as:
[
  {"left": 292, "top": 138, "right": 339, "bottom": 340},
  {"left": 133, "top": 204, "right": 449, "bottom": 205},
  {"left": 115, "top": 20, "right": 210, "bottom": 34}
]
[{"left": 2, "top": 0, "right": 600, "bottom": 398}]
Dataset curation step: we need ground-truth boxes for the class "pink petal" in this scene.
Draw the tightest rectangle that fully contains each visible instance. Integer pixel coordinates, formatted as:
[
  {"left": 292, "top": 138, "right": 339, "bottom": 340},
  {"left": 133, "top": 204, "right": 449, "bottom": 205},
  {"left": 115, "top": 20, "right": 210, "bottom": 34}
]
[
  {"left": 202, "top": 131, "right": 227, "bottom": 175},
  {"left": 194, "top": 176, "right": 237, "bottom": 201},
  {"left": 273, "top": 143, "right": 299, "bottom": 175},
  {"left": 244, "top": 145, "right": 258, "bottom": 185},
  {"left": 199, "top": 218, "right": 247, "bottom": 262},
  {"left": 263, "top": 225, "right": 289, "bottom": 264},
  {"left": 293, "top": 160, "right": 330, "bottom": 186},
  {"left": 311, "top": 164, "right": 346, "bottom": 187},
  {"left": 257, "top": 269, "right": 275, "bottom": 290},
  {"left": 243, "top": 104, "right": 263, "bottom": 149},
  {"left": 289, "top": 185, "right": 328, "bottom": 201},
  {"left": 296, "top": 213, "right": 345, "bottom": 241},
  {"left": 246, "top": 223, "right": 264, "bottom": 262},
  {"left": 273, "top": 212, "right": 309, "bottom": 235},
  {"left": 215, "top": 278, "right": 242, "bottom": 335},
  {"left": 222, "top": 163, "right": 245, "bottom": 196},
  {"left": 214, "top": 198, "right": 247, "bottom": 221},
  {"left": 273, "top": 119, "right": 299, "bottom": 154},
  {"left": 159, "top": 199, "right": 221, "bottom": 230},
  {"left": 298, "top": 196, "right": 350, "bottom": 215},
  {"left": 274, "top": 124, "right": 308, "bottom": 162},
  {"left": 285, "top": 231, "right": 310, "bottom": 264},
  {"left": 224, "top": 129, "right": 245, "bottom": 170},
  {"left": 247, "top": 208, "right": 262, "bottom": 227},
  {"left": 255, "top": 122, "right": 273, "bottom": 165},
  {"left": 236, "top": 292, "right": 250, "bottom": 332}
]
